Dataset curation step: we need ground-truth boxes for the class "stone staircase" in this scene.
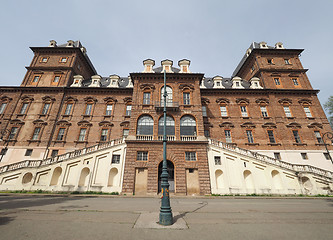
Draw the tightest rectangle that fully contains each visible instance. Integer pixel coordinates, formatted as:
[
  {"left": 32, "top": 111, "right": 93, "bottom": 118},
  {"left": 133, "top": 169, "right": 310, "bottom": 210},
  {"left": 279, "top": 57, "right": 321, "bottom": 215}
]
[
  {"left": 209, "top": 139, "right": 333, "bottom": 181},
  {"left": 0, "top": 138, "right": 125, "bottom": 174}
]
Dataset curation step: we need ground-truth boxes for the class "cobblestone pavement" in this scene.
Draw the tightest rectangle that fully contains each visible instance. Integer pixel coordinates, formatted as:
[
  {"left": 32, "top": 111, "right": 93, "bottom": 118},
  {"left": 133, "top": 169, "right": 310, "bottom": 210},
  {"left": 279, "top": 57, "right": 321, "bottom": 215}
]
[{"left": 0, "top": 194, "right": 333, "bottom": 240}]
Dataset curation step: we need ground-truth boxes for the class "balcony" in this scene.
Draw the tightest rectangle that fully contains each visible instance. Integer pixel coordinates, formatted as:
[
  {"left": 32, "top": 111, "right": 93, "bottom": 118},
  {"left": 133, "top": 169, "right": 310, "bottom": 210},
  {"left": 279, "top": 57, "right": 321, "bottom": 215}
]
[
  {"left": 180, "top": 135, "right": 197, "bottom": 141},
  {"left": 136, "top": 135, "right": 153, "bottom": 141},
  {"left": 155, "top": 101, "right": 179, "bottom": 111}
]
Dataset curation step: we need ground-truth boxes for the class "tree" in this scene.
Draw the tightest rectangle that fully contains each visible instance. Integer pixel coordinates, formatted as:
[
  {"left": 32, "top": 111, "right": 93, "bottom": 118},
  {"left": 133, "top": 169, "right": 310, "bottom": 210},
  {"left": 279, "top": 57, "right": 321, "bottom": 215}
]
[{"left": 324, "top": 96, "right": 333, "bottom": 129}]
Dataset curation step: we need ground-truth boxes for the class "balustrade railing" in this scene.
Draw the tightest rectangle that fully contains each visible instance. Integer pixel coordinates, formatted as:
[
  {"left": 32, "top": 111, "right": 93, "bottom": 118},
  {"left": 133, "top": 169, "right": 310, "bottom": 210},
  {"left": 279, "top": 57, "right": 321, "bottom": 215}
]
[
  {"left": 0, "top": 138, "right": 125, "bottom": 174},
  {"left": 136, "top": 135, "right": 153, "bottom": 141},
  {"left": 158, "top": 135, "right": 175, "bottom": 141},
  {"left": 209, "top": 138, "right": 333, "bottom": 179},
  {"left": 180, "top": 135, "right": 197, "bottom": 141}
]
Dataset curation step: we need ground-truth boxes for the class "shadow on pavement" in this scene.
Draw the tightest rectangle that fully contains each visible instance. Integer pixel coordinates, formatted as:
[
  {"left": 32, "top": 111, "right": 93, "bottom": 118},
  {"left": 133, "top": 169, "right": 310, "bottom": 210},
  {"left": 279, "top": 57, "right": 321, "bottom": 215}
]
[
  {"left": 173, "top": 201, "right": 208, "bottom": 222},
  {"left": 0, "top": 195, "right": 89, "bottom": 210}
]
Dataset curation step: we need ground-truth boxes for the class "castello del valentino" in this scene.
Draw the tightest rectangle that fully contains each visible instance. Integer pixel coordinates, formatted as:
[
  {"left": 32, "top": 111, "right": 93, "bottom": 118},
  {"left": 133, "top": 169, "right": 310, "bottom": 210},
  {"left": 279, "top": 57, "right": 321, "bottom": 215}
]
[{"left": 0, "top": 40, "right": 332, "bottom": 195}]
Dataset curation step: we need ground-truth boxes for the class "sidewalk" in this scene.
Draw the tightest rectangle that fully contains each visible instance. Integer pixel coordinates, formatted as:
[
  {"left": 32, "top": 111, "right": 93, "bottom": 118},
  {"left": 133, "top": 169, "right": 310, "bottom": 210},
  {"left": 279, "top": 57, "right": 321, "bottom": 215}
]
[{"left": 0, "top": 195, "right": 332, "bottom": 240}]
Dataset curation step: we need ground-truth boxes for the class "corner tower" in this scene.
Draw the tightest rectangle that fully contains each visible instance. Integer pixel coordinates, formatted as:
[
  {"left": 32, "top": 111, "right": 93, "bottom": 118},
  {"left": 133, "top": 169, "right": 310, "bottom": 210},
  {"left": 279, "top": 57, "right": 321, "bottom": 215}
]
[{"left": 21, "top": 40, "right": 97, "bottom": 87}]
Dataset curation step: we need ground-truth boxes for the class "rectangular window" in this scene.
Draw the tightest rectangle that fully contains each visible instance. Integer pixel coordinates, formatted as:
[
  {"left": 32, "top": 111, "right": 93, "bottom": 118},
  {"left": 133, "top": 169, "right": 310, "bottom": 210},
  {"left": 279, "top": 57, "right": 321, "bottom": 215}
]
[
  {"left": 292, "top": 130, "right": 301, "bottom": 144},
  {"left": 284, "top": 59, "right": 291, "bottom": 65},
  {"left": 143, "top": 92, "right": 151, "bottom": 105},
  {"left": 240, "top": 106, "right": 248, "bottom": 117},
  {"left": 105, "top": 104, "right": 113, "bottom": 116},
  {"left": 246, "top": 130, "right": 254, "bottom": 143},
  {"left": 220, "top": 106, "right": 228, "bottom": 117},
  {"left": 314, "top": 131, "right": 323, "bottom": 144},
  {"left": 303, "top": 106, "right": 312, "bottom": 118},
  {"left": 41, "top": 103, "right": 50, "bottom": 115},
  {"left": 41, "top": 57, "right": 48, "bottom": 63},
  {"left": 214, "top": 156, "right": 221, "bottom": 165},
  {"left": 53, "top": 76, "right": 60, "bottom": 83},
  {"left": 204, "top": 129, "right": 210, "bottom": 137},
  {"left": 185, "top": 152, "right": 196, "bottom": 161},
  {"left": 123, "top": 129, "right": 129, "bottom": 137},
  {"left": 301, "top": 153, "right": 308, "bottom": 160},
  {"left": 260, "top": 106, "right": 268, "bottom": 117},
  {"left": 267, "top": 59, "right": 273, "bottom": 64},
  {"left": 78, "top": 128, "right": 87, "bottom": 141},
  {"left": 0, "top": 103, "right": 7, "bottom": 114},
  {"left": 51, "top": 150, "right": 58, "bottom": 158},
  {"left": 32, "top": 76, "right": 40, "bottom": 83},
  {"left": 323, "top": 153, "right": 331, "bottom": 160},
  {"left": 85, "top": 104, "right": 92, "bottom": 115},
  {"left": 64, "top": 103, "right": 73, "bottom": 115},
  {"left": 8, "top": 127, "right": 18, "bottom": 140},
  {"left": 126, "top": 105, "right": 132, "bottom": 116},
  {"left": 267, "top": 130, "right": 276, "bottom": 143},
  {"left": 112, "top": 154, "right": 120, "bottom": 164},
  {"left": 225, "top": 130, "right": 232, "bottom": 143},
  {"left": 292, "top": 78, "right": 299, "bottom": 86},
  {"left": 60, "top": 57, "right": 67, "bottom": 63},
  {"left": 32, "top": 127, "right": 41, "bottom": 140},
  {"left": 183, "top": 92, "right": 190, "bottom": 105},
  {"left": 20, "top": 103, "right": 29, "bottom": 114},
  {"left": 56, "top": 128, "right": 65, "bottom": 141},
  {"left": 137, "top": 151, "right": 148, "bottom": 161},
  {"left": 274, "top": 78, "right": 281, "bottom": 85},
  {"left": 100, "top": 129, "right": 108, "bottom": 142},
  {"left": 283, "top": 106, "right": 292, "bottom": 117},
  {"left": 25, "top": 149, "right": 33, "bottom": 156},
  {"left": 202, "top": 106, "right": 207, "bottom": 117},
  {"left": 274, "top": 152, "right": 281, "bottom": 160}
]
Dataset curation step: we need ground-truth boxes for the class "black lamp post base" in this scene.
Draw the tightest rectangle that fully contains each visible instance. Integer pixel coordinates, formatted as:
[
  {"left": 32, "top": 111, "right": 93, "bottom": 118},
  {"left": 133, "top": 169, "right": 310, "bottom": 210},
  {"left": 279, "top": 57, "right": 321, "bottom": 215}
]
[{"left": 159, "top": 210, "right": 173, "bottom": 226}]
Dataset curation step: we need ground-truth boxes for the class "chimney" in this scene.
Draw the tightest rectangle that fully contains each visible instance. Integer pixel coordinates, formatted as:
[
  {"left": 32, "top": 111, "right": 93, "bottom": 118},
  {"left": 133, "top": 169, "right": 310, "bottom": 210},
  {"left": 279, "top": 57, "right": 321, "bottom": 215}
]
[{"left": 178, "top": 59, "right": 191, "bottom": 73}]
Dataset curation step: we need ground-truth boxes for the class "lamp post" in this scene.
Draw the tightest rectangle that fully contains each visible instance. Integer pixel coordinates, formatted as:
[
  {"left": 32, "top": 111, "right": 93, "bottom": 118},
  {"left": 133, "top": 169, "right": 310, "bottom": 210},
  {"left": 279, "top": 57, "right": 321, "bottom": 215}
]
[
  {"left": 322, "top": 132, "right": 333, "bottom": 164},
  {"left": 159, "top": 70, "right": 173, "bottom": 226},
  {"left": 0, "top": 129, "right": 9, "bottom": 162}
]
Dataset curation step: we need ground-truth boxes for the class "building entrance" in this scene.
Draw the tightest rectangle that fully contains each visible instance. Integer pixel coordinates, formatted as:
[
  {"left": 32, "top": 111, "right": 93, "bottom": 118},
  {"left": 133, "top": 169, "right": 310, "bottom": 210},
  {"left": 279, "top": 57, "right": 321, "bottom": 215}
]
[{"left": 158, "top": 160, "right": 175, "bottom": 193}]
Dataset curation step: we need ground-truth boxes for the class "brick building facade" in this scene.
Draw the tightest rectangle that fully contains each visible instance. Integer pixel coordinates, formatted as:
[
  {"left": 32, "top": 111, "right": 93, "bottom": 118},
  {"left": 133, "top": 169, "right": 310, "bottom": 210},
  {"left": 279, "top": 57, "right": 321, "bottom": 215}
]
[{"left": 0, "top": 40, "right": 332, "bottom": 195}]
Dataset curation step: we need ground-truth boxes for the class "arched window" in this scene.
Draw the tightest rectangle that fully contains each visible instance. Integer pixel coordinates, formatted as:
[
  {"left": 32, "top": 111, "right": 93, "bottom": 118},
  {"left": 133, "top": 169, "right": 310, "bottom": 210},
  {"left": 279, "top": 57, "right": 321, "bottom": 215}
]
[
  {"left": 158, "top": 116, "right": 175, "bottom": 135},
  {"left": 161, "top": 86, "right": 173, "bottom": 104},
  {"left": 180, "top": 115, "right": 196, "bottom": 136},
  {"left": 137, "top": 115, "right": 154, "bottom": 135}
]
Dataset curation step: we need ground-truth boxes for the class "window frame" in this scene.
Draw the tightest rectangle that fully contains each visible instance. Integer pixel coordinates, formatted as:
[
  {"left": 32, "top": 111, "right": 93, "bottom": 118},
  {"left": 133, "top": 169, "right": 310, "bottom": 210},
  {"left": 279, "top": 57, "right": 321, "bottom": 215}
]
[
  {"left": 59, "top": 57, "right": 68, "bottom": 63},
  {"left": 183, "top": 91, "right": 191, "bottom": 105},
  {"left": 100, "top": 128, "right": 109, "bottom": 142},
  {"left": 41, "top": 102, "right": 51, "bottom": 115},
  {"left": 246, "top": 130, "right": 254, "bottom": 144},
  {"left": 0, "top": 102, "right": 7, "bottom": 115},
  {"left": 260, "top": 106, "right": 269, "bottom": 118},
  {"left": 8, "top": 127, "right": 19, "bottom": 140},
  {"left": 185, "top": 151, "right": 197, "bottom": 161},
  {"left": 137, "top": 151, "right": 148, "bottom": 161},
  {"left": 240, "top": 105, "right": 249, "bottom": 118},
  {"left": 31, "top": 75, "right": 41, "bottom": 85},
  {"left": 220, "top": 105, "right": 228, "bottom": 117},
  {"left": 303, "top": 106, "right": 313, "bottom": 118},
  {"left": 19, "top": 102, "right": 29, "bottom": 115},
  {"left": 267, "top": 129, "right": 276, "bottom": 144},
  {"left": 78, "top": 128, "right": 87, "bottom": 142},
  {"left": 64, "top": 102, "right": 74, "bottom": 116},
  {"left": 56, "top": 127, "right": 66, "bottom": 141},
  {"left": 40, "top": 57, "right": 49, "bottom": 63},
  {"left": 25, "top": 149, "right": 33, "bottom": 156},
  {"left": 273, "top": 77, "right": 281, "bottom": 86},
  {"left": 214, "top": 156, "right": 221, "bottom": 165},
  {"left": 112, "top": 154, "right": 121, "bottom": 164},
  {"left": 292, "top": 130, "right": 302, "bottom": 144},
  {"left": 31, "top": 127, "right": 41, "bottom": 141},
  {"left": 301, "top": 152, "right": 308, "bottom": 160},
  {"left": 283, "top": 105, "right": 293, "bottom": 118},
  {"left": 125, "top": 104, "right": 132, "bottom": 116},
  {"left": 224, "top": 129, "right": 232, "bottom": 143},
  {"left": 143, "top": 91, "right": 151, "bottom": 105},
  {"left": 314, "top": 131, "right": 323, "bottom": 144}
]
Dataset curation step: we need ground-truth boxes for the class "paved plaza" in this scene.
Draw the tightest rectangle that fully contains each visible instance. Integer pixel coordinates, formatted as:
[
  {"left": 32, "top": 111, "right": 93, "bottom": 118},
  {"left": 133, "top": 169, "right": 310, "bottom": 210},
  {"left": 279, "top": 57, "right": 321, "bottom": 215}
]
[{"left": 0, "top": 194, "right": 333, "bottom": 240}]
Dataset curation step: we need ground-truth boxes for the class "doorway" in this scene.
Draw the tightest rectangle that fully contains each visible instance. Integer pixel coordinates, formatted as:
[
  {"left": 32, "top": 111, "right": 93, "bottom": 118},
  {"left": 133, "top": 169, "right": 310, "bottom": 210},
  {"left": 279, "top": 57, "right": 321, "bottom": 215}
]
[{"left": 158, "top": 160, "right": 175, "bottom": 193}]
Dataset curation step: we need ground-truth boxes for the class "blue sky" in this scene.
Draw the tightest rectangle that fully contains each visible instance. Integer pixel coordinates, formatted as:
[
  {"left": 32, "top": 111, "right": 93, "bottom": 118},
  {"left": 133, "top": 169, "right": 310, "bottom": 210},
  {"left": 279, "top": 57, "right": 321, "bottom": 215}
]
[{"left": 1, "top": 0, "right": 332, "bottom": 112}]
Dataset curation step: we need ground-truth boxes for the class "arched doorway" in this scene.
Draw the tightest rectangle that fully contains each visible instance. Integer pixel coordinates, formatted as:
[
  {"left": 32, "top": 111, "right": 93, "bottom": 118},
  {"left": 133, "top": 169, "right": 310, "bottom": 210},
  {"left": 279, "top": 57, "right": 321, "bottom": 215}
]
[{"left": 158, "top": 160, "right": 175, "bottom": 193}]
